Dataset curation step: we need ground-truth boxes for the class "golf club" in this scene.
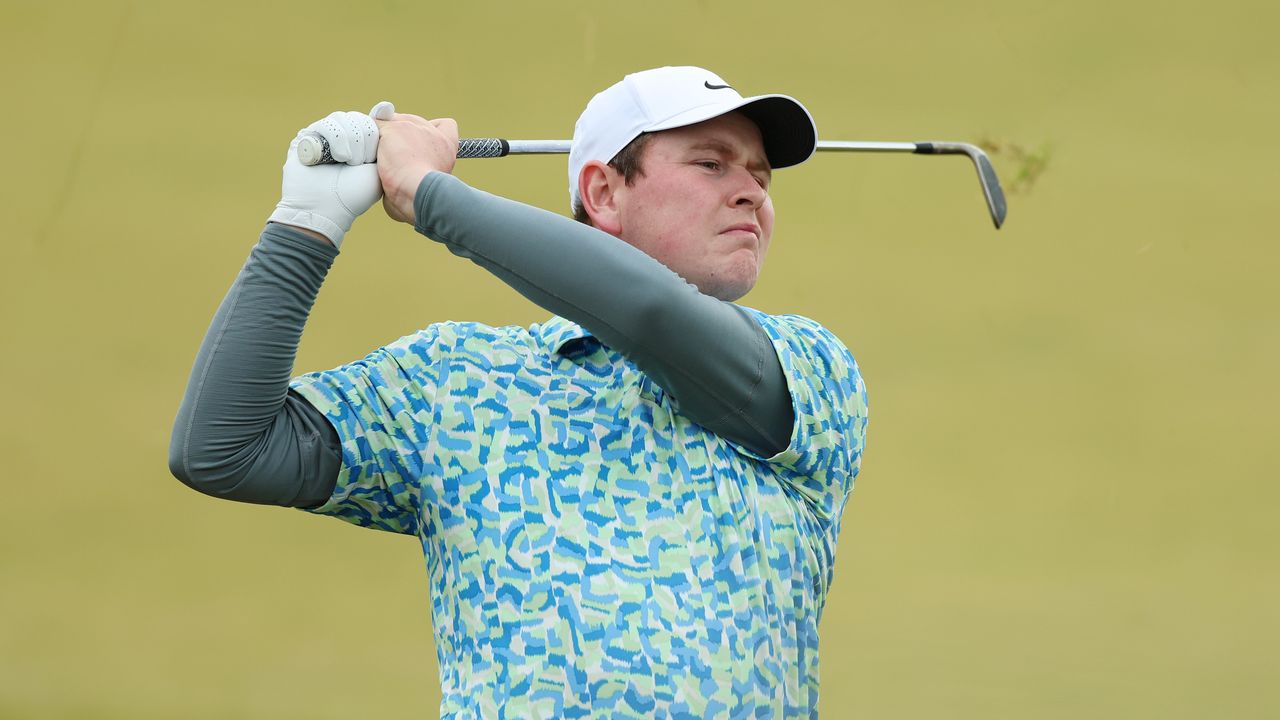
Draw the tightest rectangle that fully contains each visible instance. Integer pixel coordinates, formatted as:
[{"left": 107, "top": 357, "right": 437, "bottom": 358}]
[{"left": 298, "top": 135, "right": 1008, "bottom": 228}]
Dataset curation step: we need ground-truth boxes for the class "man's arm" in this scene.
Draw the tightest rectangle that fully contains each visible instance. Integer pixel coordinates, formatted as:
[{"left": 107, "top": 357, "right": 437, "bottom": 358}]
[
  {"left": 412, "top": 173, "right": 794, "bottom": 456},
  {"left": 169, "top": 110, "right": 387, "bottom": 506},
  {"left": 170, "top": 108, "right": 794, "bottom": 510},
  {"left": 168, "top": 224, "right": 343, "bottom": 506},
  {"left": 376, "top": 112, "right": 792, "bottom": 456}
]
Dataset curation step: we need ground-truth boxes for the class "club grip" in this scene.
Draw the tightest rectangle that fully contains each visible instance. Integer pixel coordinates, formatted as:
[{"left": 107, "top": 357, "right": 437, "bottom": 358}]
[
  {"left": 457, "top": 138, "right": 510, "bottom": 159},
  {"left": 296, "top": 135, "right": 510, "bottom": 166},
  {"left": 296, "top": 133, "right": 332, "bottom": 165}
]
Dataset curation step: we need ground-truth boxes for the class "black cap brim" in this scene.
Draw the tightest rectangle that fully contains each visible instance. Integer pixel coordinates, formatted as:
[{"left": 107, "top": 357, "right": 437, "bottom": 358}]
[{"left": 738, "top": 95, "right": 818, "bottom": 169}]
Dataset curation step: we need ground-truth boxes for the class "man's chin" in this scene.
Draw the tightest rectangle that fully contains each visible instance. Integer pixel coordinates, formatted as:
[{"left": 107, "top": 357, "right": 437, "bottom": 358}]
[{"left": 701, "top": 273, "right": 759, "bottom": 302}]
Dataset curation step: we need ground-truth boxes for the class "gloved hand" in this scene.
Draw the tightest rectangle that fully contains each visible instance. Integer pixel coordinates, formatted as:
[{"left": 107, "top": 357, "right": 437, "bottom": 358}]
[{"left": 268, "top": 102, "right": 394, "bottom": 247}]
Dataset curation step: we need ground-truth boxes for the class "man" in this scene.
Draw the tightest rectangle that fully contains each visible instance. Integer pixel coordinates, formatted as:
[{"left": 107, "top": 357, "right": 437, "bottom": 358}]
[{"left": 170, "top": 66, "right": 868, "bottom": 718}]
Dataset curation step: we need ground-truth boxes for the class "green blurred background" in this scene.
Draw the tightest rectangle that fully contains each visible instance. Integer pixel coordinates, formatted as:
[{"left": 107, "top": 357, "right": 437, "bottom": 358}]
[{"left": 2, "top": 0, "right": 1276, "bottom": 717}]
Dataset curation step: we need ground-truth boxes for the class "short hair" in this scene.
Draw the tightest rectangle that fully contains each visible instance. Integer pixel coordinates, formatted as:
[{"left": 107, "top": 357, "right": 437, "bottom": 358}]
[{"left": 571, "top": 133, "right": 653, "bottom": 226}]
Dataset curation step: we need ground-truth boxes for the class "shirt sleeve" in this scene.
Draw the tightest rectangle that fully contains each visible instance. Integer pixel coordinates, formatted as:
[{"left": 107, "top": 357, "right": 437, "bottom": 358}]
[
  {"left": 734, "top": 310, "right": 869, "bottom": 523},
  {"left": 289, "top": 324, "right": 455, "bottom": 535}
]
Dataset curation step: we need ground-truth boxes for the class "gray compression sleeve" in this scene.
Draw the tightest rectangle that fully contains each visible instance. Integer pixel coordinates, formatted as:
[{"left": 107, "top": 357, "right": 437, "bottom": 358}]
[
  {"left": 415, "top": 173, "right": 793, "bottom": 456},
  {"left": 168, "top": 224, "right": 341, "bottom": 507},
  {"left": 169, "top": 175, "right": 792, "bottom": 509}
]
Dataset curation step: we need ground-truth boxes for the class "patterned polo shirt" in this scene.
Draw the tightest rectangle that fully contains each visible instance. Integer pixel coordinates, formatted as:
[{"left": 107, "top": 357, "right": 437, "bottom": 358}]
[{"left": 290, "top": 309, "right": 868, "bottom": 719}]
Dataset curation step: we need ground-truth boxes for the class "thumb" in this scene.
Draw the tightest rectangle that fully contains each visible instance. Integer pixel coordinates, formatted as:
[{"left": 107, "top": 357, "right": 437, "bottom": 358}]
[{"left": 370, "top": 100, "right": 396, "bottom": 121}]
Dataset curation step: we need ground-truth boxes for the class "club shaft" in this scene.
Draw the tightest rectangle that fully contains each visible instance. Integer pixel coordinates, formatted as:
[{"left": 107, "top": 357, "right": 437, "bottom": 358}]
[
  {"left": 323, "top": 138, "right": 981, "bottom": 157},
  {"left": 483, "top": 140, "right": 926, "bottom": 156},
  {"left": 483, "top": 139, "right": 1006, "bottom": 229},
  {"left": 299, "top": 135, "right": 1006, "bottom": 228}
]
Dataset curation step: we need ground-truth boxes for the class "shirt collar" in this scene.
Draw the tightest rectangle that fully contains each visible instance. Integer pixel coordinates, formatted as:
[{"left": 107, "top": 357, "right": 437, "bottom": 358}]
[{"left": 536, "top": 316, "right": 600, "bottom": 356}]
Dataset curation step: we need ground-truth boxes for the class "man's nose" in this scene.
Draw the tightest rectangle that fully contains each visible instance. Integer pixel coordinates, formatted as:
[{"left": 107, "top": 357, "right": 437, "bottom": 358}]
[{"left": 729, "top": 168, "right": 767, "bottom": 208}]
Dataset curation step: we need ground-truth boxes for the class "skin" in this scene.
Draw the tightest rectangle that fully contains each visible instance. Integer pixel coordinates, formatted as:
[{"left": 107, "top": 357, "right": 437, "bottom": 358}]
[
  {"left": 376, "top": 111, "right": 774, "bottom": 301},
  {"left": 577, "top": 112, "right": 774, "bottom": 301},
  {"left": 376, "top": 113, "right": 460, "bottom": 224}
]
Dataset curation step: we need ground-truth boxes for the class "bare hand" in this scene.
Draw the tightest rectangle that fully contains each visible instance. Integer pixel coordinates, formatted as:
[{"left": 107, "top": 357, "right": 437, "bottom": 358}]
[{"left": 374, "top": 114, "right": 459, "bottom": 224}]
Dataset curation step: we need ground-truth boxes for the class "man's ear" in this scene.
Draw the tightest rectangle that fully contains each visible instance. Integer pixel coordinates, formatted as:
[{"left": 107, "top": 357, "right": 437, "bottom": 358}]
[{"left": 578, "top": 160, "right": 624, "bottom": 236}]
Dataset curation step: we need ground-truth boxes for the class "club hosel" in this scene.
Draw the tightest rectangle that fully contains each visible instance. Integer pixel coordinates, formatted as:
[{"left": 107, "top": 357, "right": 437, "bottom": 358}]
[{"left": 914, "top": 141, "right": 978, "bottom": 155}]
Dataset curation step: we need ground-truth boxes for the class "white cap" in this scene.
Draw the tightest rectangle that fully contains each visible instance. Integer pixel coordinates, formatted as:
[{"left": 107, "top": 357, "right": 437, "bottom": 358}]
[{"left": 568, "top": 66, "right": 818, "bottom": 210}]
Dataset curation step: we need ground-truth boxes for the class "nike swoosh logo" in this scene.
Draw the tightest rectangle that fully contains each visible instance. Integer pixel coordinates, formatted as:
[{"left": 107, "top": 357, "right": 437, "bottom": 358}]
[{"left": 704, "top": 81, "right": 734, "bottom": 90}]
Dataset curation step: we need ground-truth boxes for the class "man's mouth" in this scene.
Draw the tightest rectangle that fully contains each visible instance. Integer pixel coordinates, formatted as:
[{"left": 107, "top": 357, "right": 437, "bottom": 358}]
[{"left": 720, "top": 223, "right": 761, "bottom": 241}]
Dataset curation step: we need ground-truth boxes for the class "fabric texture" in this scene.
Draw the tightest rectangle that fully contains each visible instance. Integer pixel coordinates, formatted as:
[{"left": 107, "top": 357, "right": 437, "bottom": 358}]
[{"left": 291, "top": 309, "right": 867, "bottom": 718}]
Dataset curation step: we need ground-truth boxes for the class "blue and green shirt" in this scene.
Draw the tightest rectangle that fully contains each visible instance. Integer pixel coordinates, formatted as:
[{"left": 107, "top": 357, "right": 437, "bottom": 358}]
[{"left": 291, "top": 309, "right": 867, "bottom": 718}]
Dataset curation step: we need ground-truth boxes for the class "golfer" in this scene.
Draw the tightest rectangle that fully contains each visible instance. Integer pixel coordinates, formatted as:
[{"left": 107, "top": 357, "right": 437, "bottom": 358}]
[{"left": 171, "top": 66, "right": 868, "bottom": 718}]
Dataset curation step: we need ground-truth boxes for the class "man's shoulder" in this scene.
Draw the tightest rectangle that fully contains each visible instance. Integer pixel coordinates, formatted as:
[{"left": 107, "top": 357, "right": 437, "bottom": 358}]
[
  {"left": 736, "top": 306, "right": 846, "bottom": 347},
  {"left": 737, "top": 306, "right": 861, "bottom": 381}
]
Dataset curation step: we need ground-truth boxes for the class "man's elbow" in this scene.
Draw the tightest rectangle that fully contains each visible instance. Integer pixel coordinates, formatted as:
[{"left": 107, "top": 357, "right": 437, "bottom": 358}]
[
  {"left": 166, "top": 426, "right": 241, "bottom": 499},
  {"left": 168, "top": 423, "right": 196, "bottom": 488},
  {"left": 167, "top": 423, "right": 323, "bottom": 507}
]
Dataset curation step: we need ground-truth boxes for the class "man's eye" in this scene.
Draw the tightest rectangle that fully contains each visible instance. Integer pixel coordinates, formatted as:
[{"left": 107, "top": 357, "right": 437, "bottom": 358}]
[{"left": 697, "top": 160, "right": 720, "bottom": 170}]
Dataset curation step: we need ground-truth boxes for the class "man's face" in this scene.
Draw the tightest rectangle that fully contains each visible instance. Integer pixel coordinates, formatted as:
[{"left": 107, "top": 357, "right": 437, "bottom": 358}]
[{"left": 614, "top": 112, "right": 775, "bottom": 302}]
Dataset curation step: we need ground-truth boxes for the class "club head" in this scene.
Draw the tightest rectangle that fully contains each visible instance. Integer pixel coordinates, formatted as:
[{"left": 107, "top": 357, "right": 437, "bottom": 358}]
[
  {"left": 924, "top": 142, "right": 1008, "bottom": 229},
  {"left": 968, "top": 146, "right": 1008, "bottom": 229}
]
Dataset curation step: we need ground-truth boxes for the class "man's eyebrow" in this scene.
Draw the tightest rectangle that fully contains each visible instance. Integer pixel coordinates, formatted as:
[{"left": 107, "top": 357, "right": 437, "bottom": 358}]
[{"left": 688, "top": 140, "right": 772, "bottom": 175}]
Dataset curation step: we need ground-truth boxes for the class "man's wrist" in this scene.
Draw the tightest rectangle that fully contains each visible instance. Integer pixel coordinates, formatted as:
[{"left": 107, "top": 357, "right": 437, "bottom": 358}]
[
  {"left": 266, "top": 208, "right": 343, "bottom": 248},
  {"left": 266, "top": 221, "right": 337, "bottom": 248},
  {"left": 385, "top": 167, "right": 433, "bottom": 224},
  {"left": 411, "top": 171, "right": 448, "bottom": 234}
]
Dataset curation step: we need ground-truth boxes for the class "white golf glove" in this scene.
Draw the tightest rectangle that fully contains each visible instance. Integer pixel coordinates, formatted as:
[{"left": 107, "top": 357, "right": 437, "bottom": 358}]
[{"left": 268, "top": 102, "right": 394, "bottom": 247}]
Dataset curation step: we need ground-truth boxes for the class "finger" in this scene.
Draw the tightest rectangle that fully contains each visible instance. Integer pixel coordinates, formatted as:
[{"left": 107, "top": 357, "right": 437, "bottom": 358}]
[
  {"left": 372, "top": 113, "right": 403, "bottom": 130},
  {"left": 308, "top": 111, "right": 353, "bottom": 163},
  {"left": 369, "top": 100, "right": 395, "bottom": 121},
  {"left": 384, "top": 112, "right": 432, "bottom": 127},
  {"left": 430, "top": 117, "right": 459, "bottom": 145},
  {"left": 340, "top": 111, "right": 378, "bottom": 166}
]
